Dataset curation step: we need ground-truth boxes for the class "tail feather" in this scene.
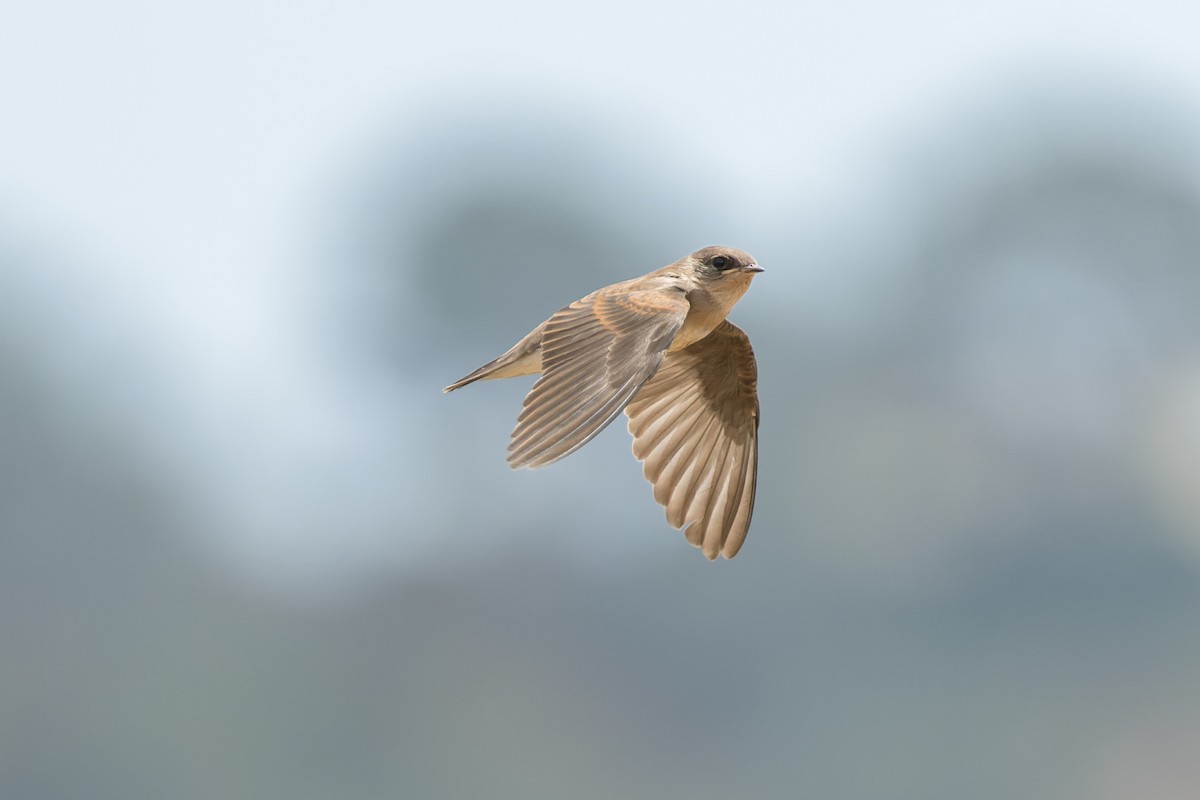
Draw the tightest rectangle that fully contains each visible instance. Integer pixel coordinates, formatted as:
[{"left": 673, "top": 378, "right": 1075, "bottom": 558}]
[
  {"left": 443, "top": 362, "right": 501, "bottom": 393},
  {"left": 443, "top": 321, "right": 547, "bottom": 393}
]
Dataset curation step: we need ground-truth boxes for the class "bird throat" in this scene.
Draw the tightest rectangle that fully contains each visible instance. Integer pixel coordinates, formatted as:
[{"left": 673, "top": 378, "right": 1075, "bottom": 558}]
[{"left": 670, "top": 278, "right": 750, "bottom": 351}]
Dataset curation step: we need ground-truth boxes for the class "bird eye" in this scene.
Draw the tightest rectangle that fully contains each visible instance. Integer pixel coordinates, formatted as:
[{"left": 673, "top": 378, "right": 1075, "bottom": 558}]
[{"left": 712, "top": 256, "right": 729, "bottom": 269}]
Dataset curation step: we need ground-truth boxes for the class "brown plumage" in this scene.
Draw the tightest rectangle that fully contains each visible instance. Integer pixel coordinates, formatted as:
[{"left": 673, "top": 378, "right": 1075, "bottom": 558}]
[{"left": 444, "top": 246, "right": 762, "bottom": 559}]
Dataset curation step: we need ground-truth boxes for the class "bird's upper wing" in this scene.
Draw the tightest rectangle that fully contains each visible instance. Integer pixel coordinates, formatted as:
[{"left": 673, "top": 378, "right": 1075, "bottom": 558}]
[
  {"left": 624, "top": 320, "right": 759, "bottom": 559},
  {"left": 508, "top": 281, "right": 690, "bottom": 469}
]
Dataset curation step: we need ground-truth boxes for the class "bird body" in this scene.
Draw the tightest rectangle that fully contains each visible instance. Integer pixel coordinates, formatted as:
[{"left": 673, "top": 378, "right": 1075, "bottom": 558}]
[{"left": 444, "top": 246, "right": 762, "bottom": 559}]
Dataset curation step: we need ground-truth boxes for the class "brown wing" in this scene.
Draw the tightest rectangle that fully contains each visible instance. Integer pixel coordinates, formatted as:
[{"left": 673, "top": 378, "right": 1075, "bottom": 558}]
[
  {"left": 624, "top": 320, "right": 759, "bottom": 559},
  {"left": 507, "top": 283, "right": 689, "bottom": 469}
]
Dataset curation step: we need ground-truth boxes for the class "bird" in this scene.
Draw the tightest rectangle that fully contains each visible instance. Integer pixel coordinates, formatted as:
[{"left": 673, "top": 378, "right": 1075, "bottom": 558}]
[{"left": 444, "top": 246, "right": 762, "bottom": 559}]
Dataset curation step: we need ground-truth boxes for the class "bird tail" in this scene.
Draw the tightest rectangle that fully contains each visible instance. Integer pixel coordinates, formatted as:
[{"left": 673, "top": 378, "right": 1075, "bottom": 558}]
[
  {"left": 443, "top": 361, "right": 500, "bottom": 393},
  {"left": 443, "top": 321, "right": 547, "bottom": 393}
]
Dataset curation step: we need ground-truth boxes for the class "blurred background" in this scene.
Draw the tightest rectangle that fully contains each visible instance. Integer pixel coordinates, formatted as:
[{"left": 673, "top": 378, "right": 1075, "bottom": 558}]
[{"left": 3, "top": 1, "right": 1200, "bottom": 797}]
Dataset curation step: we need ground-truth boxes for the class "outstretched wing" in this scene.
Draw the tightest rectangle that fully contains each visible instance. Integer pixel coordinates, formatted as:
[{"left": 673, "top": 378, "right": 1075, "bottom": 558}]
[
  {"left": 624, "top": 321, "right": 759, "bottom": 559},
  {"left": 508, "top": 283, "right": 690, "bottom": 469}
]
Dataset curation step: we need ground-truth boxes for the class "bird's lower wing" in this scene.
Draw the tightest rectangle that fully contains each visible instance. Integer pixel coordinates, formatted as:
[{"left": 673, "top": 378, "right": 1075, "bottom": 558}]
[
  {"left": 508, "top": 284, "right": 689, "bottom": 468},
  {"left": 624, "top": 320, "right": 760, "bottom": 559}
]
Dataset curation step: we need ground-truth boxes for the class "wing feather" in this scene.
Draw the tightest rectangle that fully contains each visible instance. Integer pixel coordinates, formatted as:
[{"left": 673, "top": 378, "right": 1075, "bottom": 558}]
[
  {"left": 624, "top": 320, "right": 760, "bottom": 559},
  {"left": 508, "top": 284, "right": 689, "bottom": 469}
]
